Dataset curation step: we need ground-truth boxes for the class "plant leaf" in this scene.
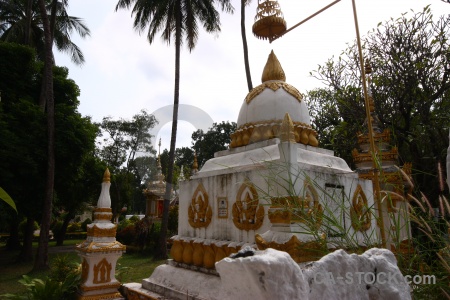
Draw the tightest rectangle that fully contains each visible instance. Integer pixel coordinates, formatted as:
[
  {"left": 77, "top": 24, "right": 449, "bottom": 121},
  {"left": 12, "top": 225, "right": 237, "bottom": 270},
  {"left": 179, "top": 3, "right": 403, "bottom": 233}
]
[{"left": 0, "top": 187, "right": 17, "bottom": 213}]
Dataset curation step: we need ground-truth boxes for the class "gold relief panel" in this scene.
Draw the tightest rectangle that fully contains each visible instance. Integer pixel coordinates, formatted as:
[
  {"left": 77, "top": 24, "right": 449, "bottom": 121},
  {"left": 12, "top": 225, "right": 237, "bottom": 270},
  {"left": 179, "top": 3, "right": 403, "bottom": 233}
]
[
  {"left": 86, "top": 225, "right": 117, "bottom": 237},
  {"left": 81, "top": 259, "right": 89, "bottom": 283},
  {"left": 351, "top": 185, "right": 371, "bottom": 232},
  {"left": 188, "top": 183, "right": 212, "bottom": 228},
  {"left": 232, "top": 181, "right": 265, "bottom": 231},
  {"left": 93, "top": 258, "right": 112, "bottom": 284},
  {"left": 291, "top": 182, "right": 323, "bottom": 229}
]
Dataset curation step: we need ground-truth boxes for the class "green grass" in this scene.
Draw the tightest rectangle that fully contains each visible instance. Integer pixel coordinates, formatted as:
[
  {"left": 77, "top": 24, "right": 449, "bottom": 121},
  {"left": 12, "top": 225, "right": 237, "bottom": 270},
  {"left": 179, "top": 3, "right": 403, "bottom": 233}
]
[{"left": 0, "top": 240, "right": 166, "bottom": 297}]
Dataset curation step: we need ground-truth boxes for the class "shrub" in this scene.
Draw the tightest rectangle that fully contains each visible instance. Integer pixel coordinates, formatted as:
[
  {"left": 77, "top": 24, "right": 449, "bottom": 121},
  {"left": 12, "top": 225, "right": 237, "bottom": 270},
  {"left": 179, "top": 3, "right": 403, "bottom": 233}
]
[
  {"left": 168, "top": 205, "right": 179, "bottom": 236},
  {"left": 129, "top": 215, "right": 140, "bottom": 223},
  {"left": 117, "top": 225, "right": 136, "bottom": 245},
  {"left": 81, "top": 218, "right": 92, "bottom": 232},
  {"left": 18, "top": 219, "right": 39, "bottom": 237},
  {"left": 67, "top": 222, "right": 81, "bottom": 233},
  {"left": 117, "top": 218, "right": 132, "bottom": 232}
]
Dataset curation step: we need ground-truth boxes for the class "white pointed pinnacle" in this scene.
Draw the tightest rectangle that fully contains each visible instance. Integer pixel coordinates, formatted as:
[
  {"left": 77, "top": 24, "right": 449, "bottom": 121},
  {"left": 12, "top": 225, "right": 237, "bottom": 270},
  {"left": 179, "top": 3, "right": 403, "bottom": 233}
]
[{"left": 97, "top": 168, "right": 112, "bottom": 208}]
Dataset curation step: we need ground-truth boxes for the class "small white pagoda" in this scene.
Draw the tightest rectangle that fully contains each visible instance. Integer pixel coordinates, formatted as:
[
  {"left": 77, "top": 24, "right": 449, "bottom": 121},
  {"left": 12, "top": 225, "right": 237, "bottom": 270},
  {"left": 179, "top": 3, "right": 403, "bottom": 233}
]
[{"left": 76, "top": 169, "right": 126, "bottom": 300}]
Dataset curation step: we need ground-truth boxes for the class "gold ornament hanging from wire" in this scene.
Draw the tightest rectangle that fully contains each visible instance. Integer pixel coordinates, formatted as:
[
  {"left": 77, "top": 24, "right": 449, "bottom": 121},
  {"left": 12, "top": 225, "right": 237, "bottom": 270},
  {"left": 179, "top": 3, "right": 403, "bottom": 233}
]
[{"left": 252, "top": 0, "right": 287, "bottom": 41}]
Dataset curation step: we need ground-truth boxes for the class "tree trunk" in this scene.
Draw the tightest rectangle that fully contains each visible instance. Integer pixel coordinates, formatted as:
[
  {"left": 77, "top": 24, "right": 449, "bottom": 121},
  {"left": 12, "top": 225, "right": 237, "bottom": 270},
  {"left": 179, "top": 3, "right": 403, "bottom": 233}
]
[
  {"left": 158, "top": 1, "right": 182, "bottom": 260},
  {"left": 241, "top": 0, "right": 253, "bottom": 91},
  {"left": 6, "top": 215, "right": 21, "bottom": 251},
  {"left": 34, "top": 0, "right": 55, "bottom": 271},
  {"left": 17, "top": 217, "right": 34, "bottom": 262},
  {"left": 56, "top": 213, "right": 72, "bottom": 246},
  {"left": 24, "top": 0, "right": 33, "bottom": 45}
]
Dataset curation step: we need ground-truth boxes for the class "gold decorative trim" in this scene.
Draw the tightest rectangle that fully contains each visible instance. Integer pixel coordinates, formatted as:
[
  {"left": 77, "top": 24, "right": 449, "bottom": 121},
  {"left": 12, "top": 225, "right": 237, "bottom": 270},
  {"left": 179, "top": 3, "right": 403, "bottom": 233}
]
[
  {"left": 357, "top": 129, "right": 391, "bottom": 145},
  {"left": 77, "top": 241, "right": 126, "bottom": 253},
  {"left": 291, "top": 182, "right": 323, "bottom": 229},
  {"left": 255, "top": 234, "right": 324, "bottom": 263},
  {"left": 86, "top": 225, "right": 117, "bottom": 237},
  {"left": 280, "top": 113, "right": 296, "bottom": 143},
  {"left": 245, "top": 81, "right": 302, "bottom": 104},
  {"left": 350, "top": 185, "right": 371, "bottom": 231},
  {"left": 232, "top": 180, "right": 265, "bottom": 231},
  {"left": 252, "top": 0, "right": 287, "bottom": 41},
  {"left": 352, "top": 148, "right": 398, "bottom": 164},
  {"left": 79, "top": 282, "right": 121, "bottom": 292},
  {"left": 77, "top": 292, "right": 123, "bottom": 300},
  {"left": 93, "top": 213, "right": 113, "bottom": 221},
  {"left": 188, "top": 183, "right": 212, "bottom": 228},
  {"left": 81, "top": 259, "right": 89, "bottom": 284},
  {"left": 230, "top": 120, "right": 318, "bottom": 148}
]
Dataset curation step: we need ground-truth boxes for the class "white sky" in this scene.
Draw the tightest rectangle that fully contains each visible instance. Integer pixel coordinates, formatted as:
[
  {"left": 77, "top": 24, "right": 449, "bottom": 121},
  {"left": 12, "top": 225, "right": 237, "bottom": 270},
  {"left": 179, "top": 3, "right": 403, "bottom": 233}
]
[{"left": 54, "top": 0, "right": 449, "bottom": 152}]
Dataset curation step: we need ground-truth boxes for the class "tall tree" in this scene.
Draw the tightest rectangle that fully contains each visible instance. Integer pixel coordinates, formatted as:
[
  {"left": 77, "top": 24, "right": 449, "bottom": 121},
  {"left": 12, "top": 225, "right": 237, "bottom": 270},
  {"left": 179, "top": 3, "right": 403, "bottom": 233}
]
[
  {"left": 115, "top": 0, "right": 234, "bottom": 258},
  {"left": 0, "top": 0, "right": 90, "bottom": 66},
  {"left": 33, "top": 0, "right": 54, "bottom": 271},
  {"left": 98, "top": 110, "right": 157, "bottom": 217},
  {"left": 307, "top": 6, "right": 450, "bottom": 202},
  {"left": 192, "top": 121, "right": 236, "bottom": 167},
  {"left": 241, "top": 0, "right": 252, "bottom": 91}
]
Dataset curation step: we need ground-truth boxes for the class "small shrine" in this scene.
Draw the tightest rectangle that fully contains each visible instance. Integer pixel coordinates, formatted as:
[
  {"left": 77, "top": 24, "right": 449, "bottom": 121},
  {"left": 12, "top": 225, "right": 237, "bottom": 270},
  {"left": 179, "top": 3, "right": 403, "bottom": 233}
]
[
  {"left": 123, "top": 51, "right": 386, "bottom": 299},
  {"left": 76, "top": 169, "right": 126, "bottom": 300},
  {"left": 351, "top": 62, "right": 412, "bottom": 250},
  {"left": 142, "top": 139, "right": 166, "bottom": 218}
]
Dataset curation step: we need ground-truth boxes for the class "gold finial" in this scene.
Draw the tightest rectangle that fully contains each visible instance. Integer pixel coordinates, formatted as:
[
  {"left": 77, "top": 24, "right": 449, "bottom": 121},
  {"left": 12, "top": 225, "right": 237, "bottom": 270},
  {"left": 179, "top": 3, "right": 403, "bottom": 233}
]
[
  {"left": 253, "top": 0, "right": 287, "bottom": 41},
  {"left": 103, "top": 168, "right": 110, "bottom": 183},
  {"left": 280, "top": 113, "right": 296, "bottom": 143},
  {"left": 192, "top": 152, "right": 199, "bottom": 174},
  {"left": 262, "top": 50, "right": 286, "bottom": 83}
]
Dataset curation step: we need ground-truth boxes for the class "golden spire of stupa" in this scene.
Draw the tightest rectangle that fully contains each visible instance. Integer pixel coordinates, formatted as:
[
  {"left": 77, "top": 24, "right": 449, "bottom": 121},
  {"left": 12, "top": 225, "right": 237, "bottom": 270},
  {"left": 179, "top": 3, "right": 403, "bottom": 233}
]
[
  {"left": 261, "top": 50, "right": 286, "bottom": 83},
  {"left": 103, "top": 168, "right": 110, "bottom": 183}
]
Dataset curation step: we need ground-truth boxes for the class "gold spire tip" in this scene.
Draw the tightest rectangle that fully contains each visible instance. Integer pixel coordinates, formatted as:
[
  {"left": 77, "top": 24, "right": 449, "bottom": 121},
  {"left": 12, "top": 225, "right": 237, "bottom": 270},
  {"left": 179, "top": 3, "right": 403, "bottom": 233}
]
[
  {"left": 103, "top": 168, "right": 111, "bottom": 183},
  {"left": 262, "top": 50, "right": 286, "bottom": 83}
]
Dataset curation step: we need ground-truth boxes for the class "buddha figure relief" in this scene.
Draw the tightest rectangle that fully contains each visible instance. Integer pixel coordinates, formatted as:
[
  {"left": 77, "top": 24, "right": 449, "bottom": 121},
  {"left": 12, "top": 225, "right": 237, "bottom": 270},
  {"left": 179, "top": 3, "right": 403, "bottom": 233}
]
[
  {"left": 232, "top": 181, "right": 264, "bottom": 231},
  {"left": 351, "top": 184, "right": 371, "bottom": 231},
  {"left": 188, "top": 183, "right": 212, "bottom": 228}
]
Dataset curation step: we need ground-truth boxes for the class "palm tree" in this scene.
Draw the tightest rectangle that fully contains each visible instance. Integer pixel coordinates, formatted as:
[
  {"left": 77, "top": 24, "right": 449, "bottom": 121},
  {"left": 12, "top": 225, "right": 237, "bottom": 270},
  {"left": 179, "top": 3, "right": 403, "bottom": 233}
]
[
  {"left": 33, "top": 0, "right": 54, "bottom": 271},
  {"left": 241, "top": 0, "right": 253, "bottom": 91},
  {"left": 0, "top": 0, "right": 90, "bottom": 65},
  {"left": 116, "top": 0, "right": 234, "bottom": 258}
]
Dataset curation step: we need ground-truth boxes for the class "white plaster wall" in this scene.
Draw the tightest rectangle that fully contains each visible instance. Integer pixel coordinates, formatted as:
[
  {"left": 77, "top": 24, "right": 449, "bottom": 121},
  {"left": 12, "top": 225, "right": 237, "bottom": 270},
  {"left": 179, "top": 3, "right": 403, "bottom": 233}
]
[{"left": 178, "top": 152, "right": 377, "bottom": 246}]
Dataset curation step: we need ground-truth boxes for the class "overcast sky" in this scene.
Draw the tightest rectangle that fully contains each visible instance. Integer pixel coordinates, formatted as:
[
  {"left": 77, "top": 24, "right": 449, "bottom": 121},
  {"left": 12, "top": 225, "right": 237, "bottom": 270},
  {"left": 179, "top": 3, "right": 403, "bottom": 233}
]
[{"left": 54, "top": 0, "right": 449, "bottom": 152}]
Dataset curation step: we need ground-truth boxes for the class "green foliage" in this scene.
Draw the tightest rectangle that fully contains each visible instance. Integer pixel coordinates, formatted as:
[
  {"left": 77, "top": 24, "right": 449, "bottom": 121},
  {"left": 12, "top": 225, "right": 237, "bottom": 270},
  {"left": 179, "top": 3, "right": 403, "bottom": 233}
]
[
  {"left": 192, "top": 121, "right": 237, "bottom": 167},
  {"left": 117, "top": 225, "right": 136, "bottom": 246},
  {"left": 129, "top": 215, "right": 140, "bottom": 223},
  {"left": 0, "top": 0, "right": 91, "bottom": 65},
  {"left": 66, "top": 222, "right": 81, "bottom": 233},
  {"left": 0, "top": 187, "right": 17, "bottom": 213},
  {"left": 1, "top": 254, "right": 81, "bottom": 300},
  {"left": 81, "top": 218, "right": 92, "bottom": 232},
  {"left": 307, "top": 7, "right": 450, "bottom": 202},
  {"left": 168, "top": 205, "right": 179, "bottom": 235},
  {"left": 18, "top": 219, "right": 39, "bottom": 236}
]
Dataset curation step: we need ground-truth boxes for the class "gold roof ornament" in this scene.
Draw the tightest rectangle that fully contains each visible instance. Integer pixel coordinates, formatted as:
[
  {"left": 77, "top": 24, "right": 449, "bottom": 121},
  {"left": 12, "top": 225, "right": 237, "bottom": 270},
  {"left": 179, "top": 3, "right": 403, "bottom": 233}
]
[
  {"left": 252, "top": 0, "right": 287, "bottom": 41},
  {"left": 261, "top": 50, "right": 286, "bottom": 83},
  {"left": 280, "top": 113, "right": 296, "bottom": 143},
  {"left": 103, "top": 168, "right": 110, "bottom": 183}
]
